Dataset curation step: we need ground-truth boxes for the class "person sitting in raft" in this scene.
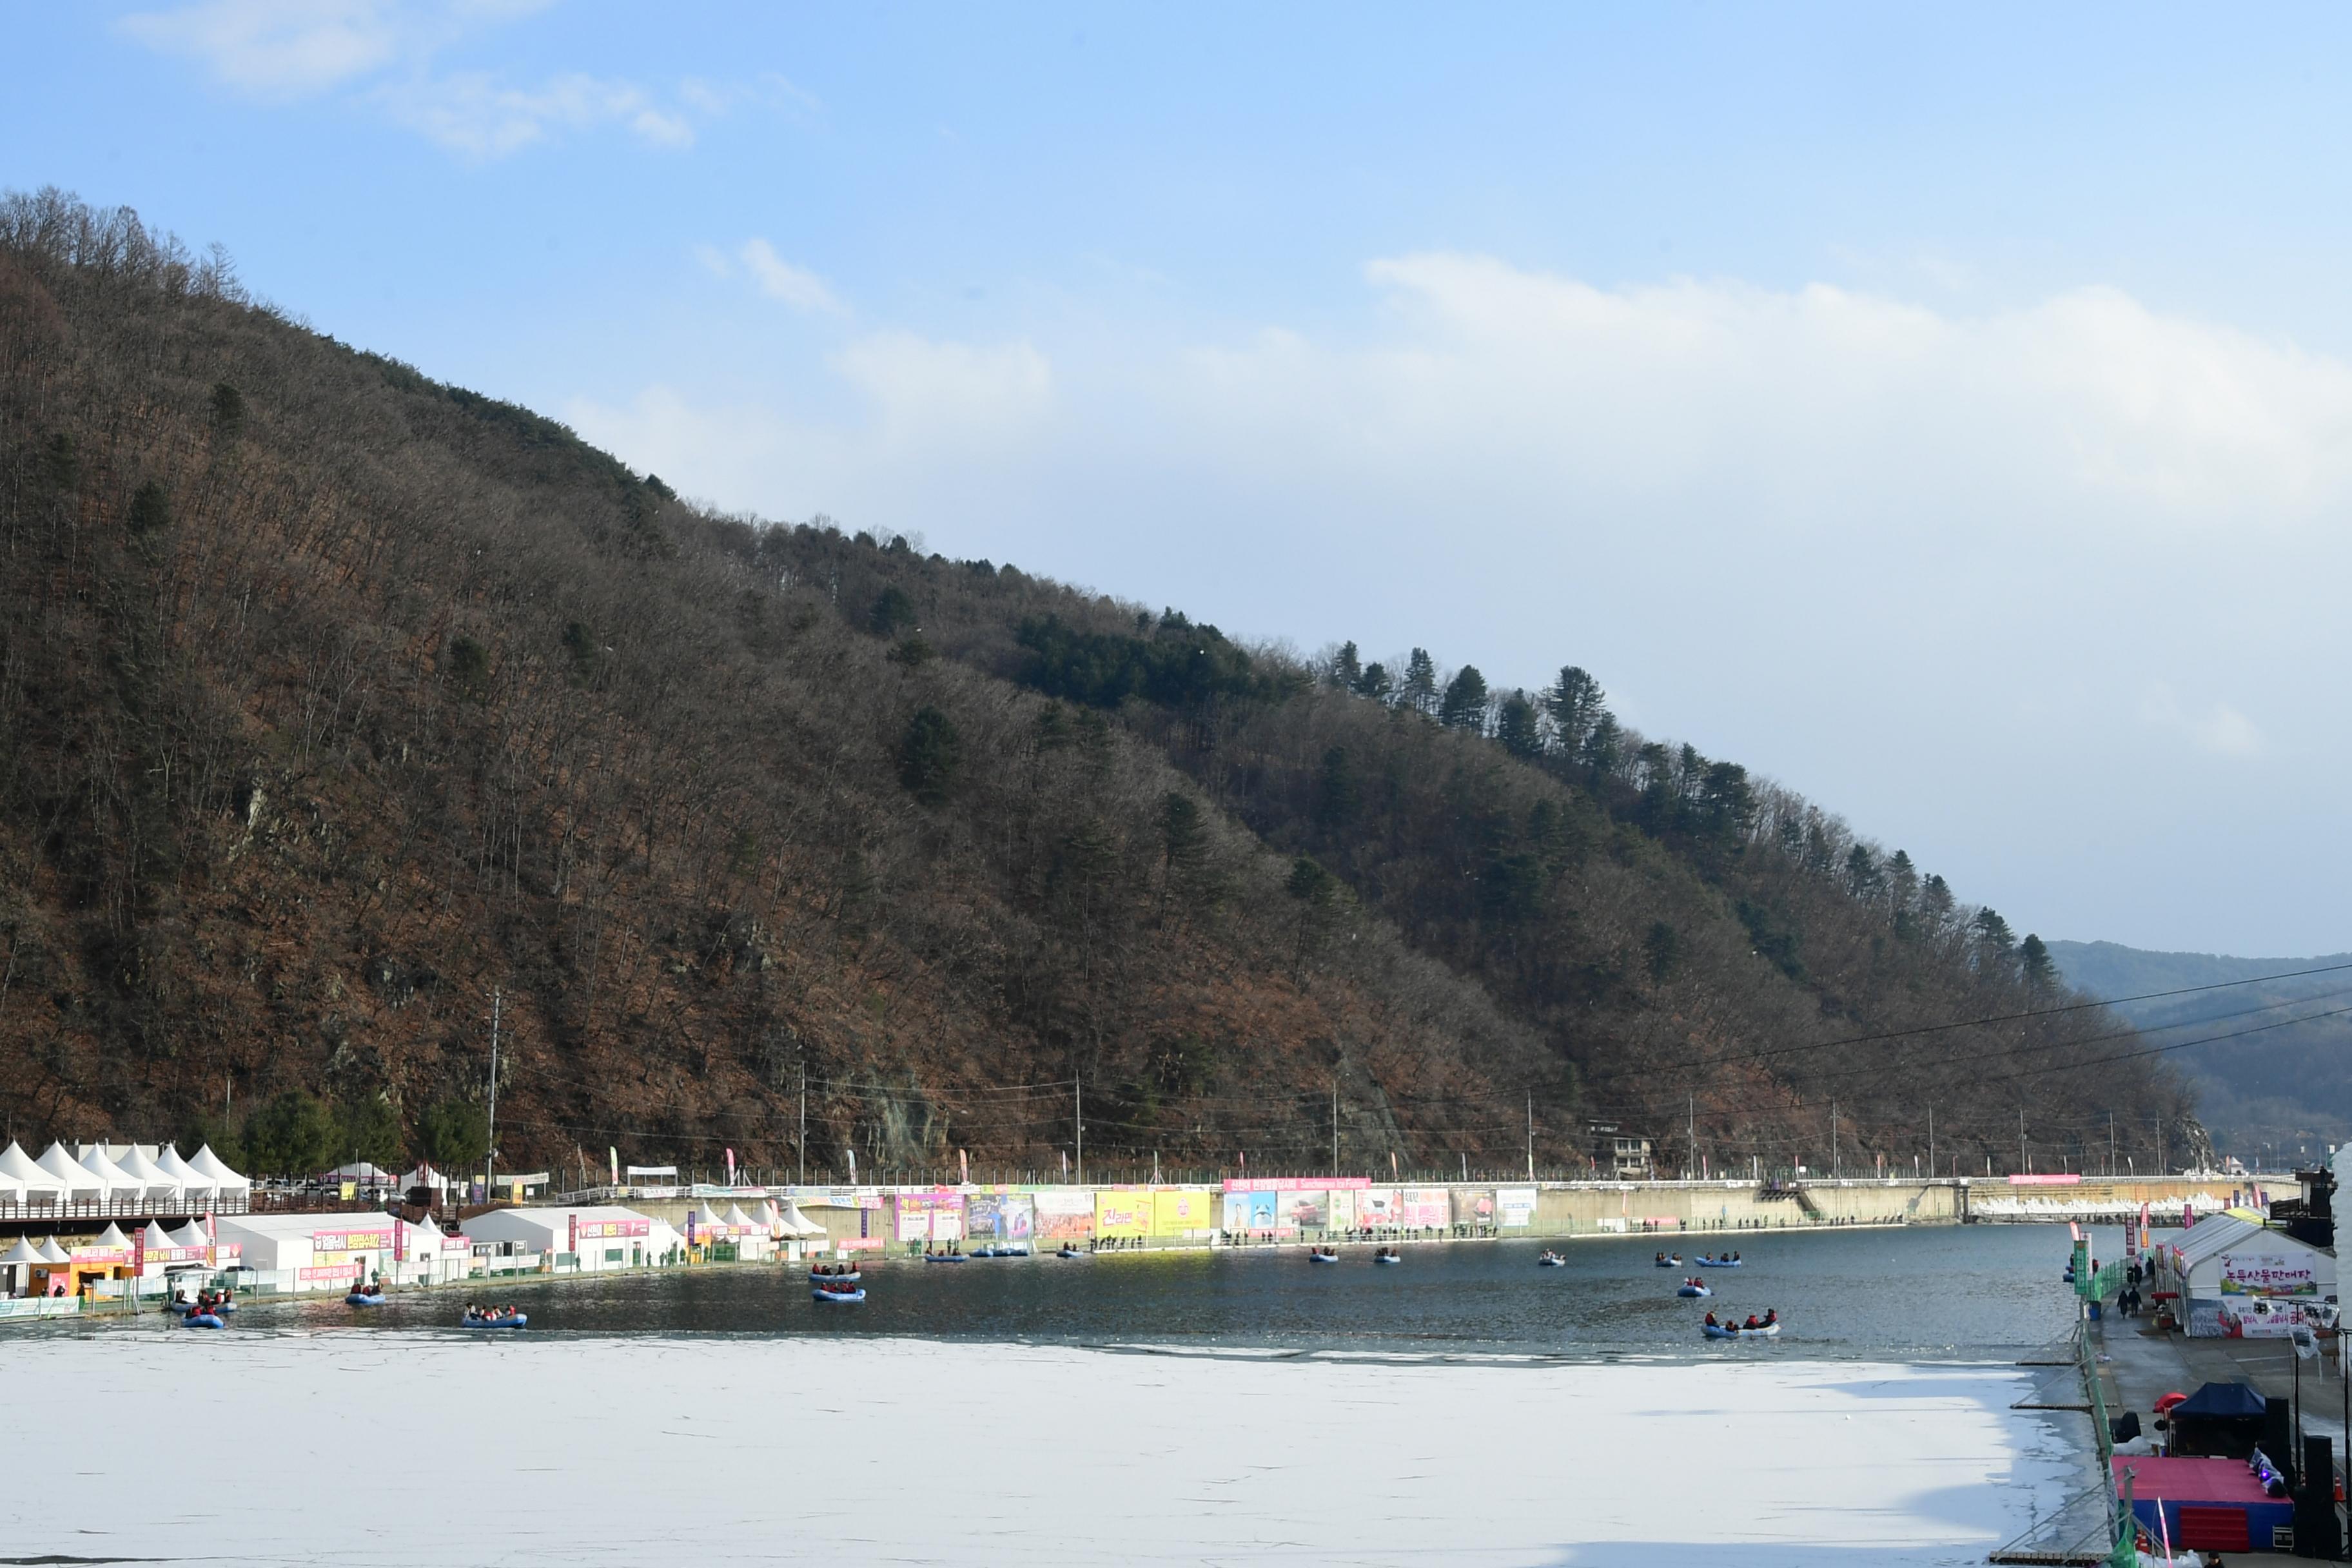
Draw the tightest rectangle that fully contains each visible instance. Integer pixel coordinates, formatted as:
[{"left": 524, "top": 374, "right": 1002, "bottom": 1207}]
[
  {"left": 1705, "top": 1311, "right": 1719, "bottom": 1328},
  {"left": 1743, "top": 1314, "right": 1760, "bottom": 1329},
  {"left": 1763, "top": 1308, "right": 1776, "bottom": 1326}
]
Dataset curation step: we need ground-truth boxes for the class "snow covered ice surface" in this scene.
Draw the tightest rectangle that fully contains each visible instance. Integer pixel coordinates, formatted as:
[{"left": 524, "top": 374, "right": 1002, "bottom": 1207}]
[{"left": 19, "top": 1330, "right": 2079, "bottom": 1566}]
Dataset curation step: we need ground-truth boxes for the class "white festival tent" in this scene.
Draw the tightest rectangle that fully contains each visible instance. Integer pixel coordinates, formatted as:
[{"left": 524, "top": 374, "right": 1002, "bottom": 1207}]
[
  {"left": 0, "top": 1237, "right": 41, "bottom": 1266},
  {"left": 77, "top": 1146, "right": 149, "bottom": 1202},
  {"left": 400, "top": 1164, "right": 455, "bottom": 1193},
  {"left": 723, "top": 1203, "right": 761, "bottom": 1233},
  {"left": 91, "top": 1222, "right": 133, "bottom": 1251},
  {"left": 186, "top": 1145, "right": 251, "bottom": 1195},
  {"left": 139, "top": 1221, "right": 175, "bottom": 1253},
  {"left": 777, "top": 1199, "right": 828, "bottom": 1239},
  {"left": 694, "top": 1202, "right": 735, "bottom": 1237},
  {"left": 155, "top": 1146, "right": 213, "bottom": 1203},
  {"left": 0, "top": 1142, "right": 65, "bottom": 1202},
  {"left": 110, "top": 1144, "right": 182, "bottom": 1203},
  {"left": 36, "top": 1238, "right": 70, "bottom": 1264},
  {"left": 35, "top": 1144, "right": 103, "bottom": 1201},
  {"left": 164, "top": 1221, "right": 211, "bottom": 1251}
]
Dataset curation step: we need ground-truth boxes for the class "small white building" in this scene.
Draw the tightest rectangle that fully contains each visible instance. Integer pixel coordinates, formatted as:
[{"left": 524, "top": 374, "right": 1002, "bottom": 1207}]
[
  {"left": 465, "top": 1205, "right": 676, "bottom": 1271},
  {"left": 213, "top": 1211, "right": 400, "bottom": 1292}
]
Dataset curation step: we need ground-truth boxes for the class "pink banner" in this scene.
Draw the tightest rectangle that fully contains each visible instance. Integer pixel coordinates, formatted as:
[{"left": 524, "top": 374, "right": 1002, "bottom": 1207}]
[
  {"left": 1221, "top": 1177, "right": 1371, "bottom": 1192},
  {"left": 2007, "top": 1174, "right": 2083, "bottom": 1186}
]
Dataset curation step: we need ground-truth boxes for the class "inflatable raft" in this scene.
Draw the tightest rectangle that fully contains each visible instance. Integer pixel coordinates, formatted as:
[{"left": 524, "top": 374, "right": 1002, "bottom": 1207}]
[
  {"left": 1677, "top": 1284, "right": 1711, "bottom": 1298},
  {"left": 923, "top": 1253, "right": 968, "bottom": 1264},
  {"left": 1055, "top": 1248, "right": 1083, "bottom": 1259},
  {"left": 1654, "top": 1257, "right": 1682, "bottom": 1268},
  {"left": 1703, "top": 1321, "right": 1779, "bottom": 1339},
  {"left": 462, "top": 1312, "right": 527, "bottom": 1329},
  {"left": 183, "top": 1311, "right": 225, "bottom": 1329},
  {"left": 1375, "top": 1253, "right": 1402, "bottom": 1265},
  {"left": 1696, "top": 1258, "right": 1743, "bottom": 1268},
  {"left": 345, "top": 1291, "right": 386, "bottom": 1307},
  {"left": 809, "top": 1270, "right": 861, "bottom": 1286},
  {"left": 812, "top": 1288, "right": 867, "bottom": 1304},
  {"left": 1309, "top": 1251, "right": 1340, "bottom": 1264},
  {"left": 1537, "top": 1253, "right": 1567, "bottom": 1267}
]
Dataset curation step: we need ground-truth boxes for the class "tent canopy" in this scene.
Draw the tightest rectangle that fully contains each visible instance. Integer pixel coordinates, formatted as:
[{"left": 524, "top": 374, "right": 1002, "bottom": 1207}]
[
  {"left": 112, "top": 1145, "right": 179, "bottom": 1188},
  {"left": 186, "top": 1145, "right": 251, "bottom": 1190},
  {"left": 164, "top": 1222, "right": 209, "bottom": 1250},
  {"left": 723, "top": 1203, "right": 760, "bottom": 1231},
  {"left": 78, "top": 1146, "right": 146, "bottom": 1195},
  {"left": 324, "top": 1162, "right": 397, "bottom": 1182},
  {"left": 778, "top": 1200, "right": 828, "bottom": 1237},
  {"left": 0, "top": 1237, "right": 43, "bottom": 1264},
  {"left": 139, "top": 1221, "right": 175, "bottom": 1248},
  {"left": 92, "top": 1222, "right": 132, "bottom": 1248},
  {"left": 35, "top": 1238, "right": 70, "bottom": 1263},
  {"left": 155, "top": 1146, "right": 211, "bottom": 1190},
  {"left": 35, "top": 1144, "right": 101, "bottom": 1192},
  {"left": 0, "top": 1141, "right": 59, "bottom": 1193},
  {"left": 2175, "top": 1380, "right": 2268, "bottom": 1418}
]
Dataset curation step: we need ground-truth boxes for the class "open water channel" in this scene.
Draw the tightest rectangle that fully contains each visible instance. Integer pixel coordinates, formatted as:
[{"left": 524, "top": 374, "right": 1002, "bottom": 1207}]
[{"left": 252, "top": 1221, "right": 2108, "bottom": 1358}]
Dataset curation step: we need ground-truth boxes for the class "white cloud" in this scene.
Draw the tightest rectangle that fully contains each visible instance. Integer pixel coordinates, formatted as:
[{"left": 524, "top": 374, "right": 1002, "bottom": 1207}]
[
  {"left": 375, "top": 70, "right": 692, "bottom": 157},
  {"left": 116, "top": 0, "right": 409, "bottom": 96},
  {"left": 569, "top": 253, "right": 2352, "bottom": 948},
  {"left": 118, "top": 0, "right": 720, "bottom": 158},
  {"left": 734, "top": 240, "right": 843, "bottom": 315},
  {"left": 2140, "top": 685, "right": 2265, "bottom": 758}
]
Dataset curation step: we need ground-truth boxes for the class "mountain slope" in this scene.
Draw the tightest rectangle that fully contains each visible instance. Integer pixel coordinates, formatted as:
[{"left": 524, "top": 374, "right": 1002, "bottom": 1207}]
[
  {"left": 2048, "top": 939, "right": 2352, "bottom": 1159},
  {"left": 0, "top": 189, "right": 2193, "bottom": 1179}
]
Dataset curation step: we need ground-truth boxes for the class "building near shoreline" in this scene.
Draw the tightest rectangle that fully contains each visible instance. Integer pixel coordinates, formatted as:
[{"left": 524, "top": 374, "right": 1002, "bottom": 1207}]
[
  {"left": 215, "top": 1211, "right": 397, "bottom": 1291},
  {"left": 468, "top": 1205, "right": 681, "bottom": 1270},
  {"left": 2149, "top": 1212, "right": 2337, "bottom": 1337}
]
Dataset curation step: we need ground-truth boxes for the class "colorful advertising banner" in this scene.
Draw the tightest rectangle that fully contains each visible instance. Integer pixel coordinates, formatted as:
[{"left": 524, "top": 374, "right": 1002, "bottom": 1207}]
[
  {"left": 1152, "top": 1190, "right": 1215, "bottom": 1236},
  {"left": 574, "top": 1218, "right": 651, "bottom": 1239},
  {"left": 1498, "top": 1188, "right": 1538, "bottom": 1228},
  {"left": 1282, "top": 1190, "right": 1329, "bottom": 1230},
  {"left": 1094, "top": 1190, "right": 1149, "bottom": 1239},
  {"left": 895, "top": 1193, "right": 965, "bottom": 1243},
  {"left": 311, "top": 1227, "right": 395, "bottom": 1253},
  {"left": 1359, "top": 1188, "right": 1400, "bottom": 1226},
  {"left": 2219, "top": 1252, "right": 2319, "bottom": 1297},
  {"left": 2202, "top": 1296, "right": 2318, "bottom": 1338},
  {"left": 1326, "top": 1188, "right": 1357, "bottom": 1231},
  {"left": 1402, "top": 1188, "right": 1451, "bottom": 1228},
  {"left": 1034, "top": 1190, "right": 1094, "bottom": 1241},
  {"left": 1222, "top": 1191, "right": 1281, "bottom": 1233},
  {"left": 965, "top": 1193, "right": 1037, "bottom": 1241},
  {"left": 1453, "top": 1188, "right": 1496, "bottom": 1228}
]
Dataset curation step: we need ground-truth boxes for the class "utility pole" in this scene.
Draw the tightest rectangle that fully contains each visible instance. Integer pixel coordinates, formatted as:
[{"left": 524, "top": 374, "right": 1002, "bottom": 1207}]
[
  {"left": 1928, "top": 1106, "right": 1935, "bottom": 1180},
  {"left": 798, "top": 1066, "right": 807, "bottom": 1187},
  {"left": 1525, "top": 1093, "right": 1534, "bottom": 1182},
  {"left": 1832, "top": 1101, "right": 1839, "bottom": 1179},
  {"left": 2019, "top": 1108, "right": 2028, "bottom": 1176},
  {"left": 483, "top": 987, "right": 501, "bottom": 1206},
  {"left": 1332, "top": 1077, "right": 1340, "bottom": 1175},
  {"left": 2108, "top": 1112, "right": 2115, "bottom": 1178},
  {"left": 1075, "top": 1076, "right": 1083, "bottom": 1186},
  {"left": 1687, "top": 1093, "right": 1696, "bottom": 1182}
]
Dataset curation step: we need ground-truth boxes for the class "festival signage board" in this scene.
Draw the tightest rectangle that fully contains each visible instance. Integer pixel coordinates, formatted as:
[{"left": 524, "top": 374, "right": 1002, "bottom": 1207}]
[
  {"left": 2007, "top": 1174, "right": 2084, "bottom": 1186},
  {"left": 311, "top": 1226, "right": 395, "bottom": 1253},
  {"left": 298, "top": 1263, "right": 361, "bottom": 1283},
  {"left": 1093, "top": 1190, "right": 1149, "bottom": 1239},
  {"left": 1498, "top": 1188, "right": 1538, "bottom": 1228},
  {"left": 1326, "top": 1188, "right": 1357, "bottom": 1231},
  {"left": 1151, "top": 1190, "right": 1215, "bottom": 1236},
  {"left": 574, "top": 1218, "right": 650, "bottom": 1240},
  {"left": 1402, "top": 1188, "right": 1450, "bottom": 1228},
  {"left": 1359, "top": 1188, "right": 1400, "bottom": 1226},
  {"left": 895, "top": 1193, "right": 964, "bottom": 1243},
  {"left": 2219, "top": 1253, "right": 2318, "bottom": 1297},
  {"left": 2205, "top": 1296, "right": 2314, "bottom": 1338},
  {"left": 1282, "top": 1190, "right": 1329, "bottom": 1230},
  {"left": 1219, "top": 1177, "right": 1371, "bottom": 1191},
  {"left": 1033, "top": 1190, "right": 1093, "bottom": 1241},
  {"left": 1453, "top": 1188, "right": 1496, "bottom": 1228},
  {"left": 1220, "top": 1191, "right": 1281, "bottom": 1233},
  {"left": 965, "top": 1193, "right": 1037, "bottom": 1240}
]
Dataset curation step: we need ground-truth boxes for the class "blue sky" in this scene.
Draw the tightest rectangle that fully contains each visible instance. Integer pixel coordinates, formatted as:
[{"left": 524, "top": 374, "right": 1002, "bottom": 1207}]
[{"left": 11, "top": 2, "right": 2352, "bottom": 956}]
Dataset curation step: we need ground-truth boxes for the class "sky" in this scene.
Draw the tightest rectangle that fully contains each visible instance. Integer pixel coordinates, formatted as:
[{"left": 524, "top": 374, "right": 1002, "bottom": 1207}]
[{"left": 8, "top": 2, "right": 2351, "bottom": 957}]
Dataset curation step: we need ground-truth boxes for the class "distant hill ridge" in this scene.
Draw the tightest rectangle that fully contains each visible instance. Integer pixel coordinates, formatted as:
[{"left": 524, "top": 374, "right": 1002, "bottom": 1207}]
[
  {"left": 0, "top": 186, "right": 2193, "bottom": 1179},
  {"left": 2048, "top": 940, "right": 2352, "bottom": 1156}
]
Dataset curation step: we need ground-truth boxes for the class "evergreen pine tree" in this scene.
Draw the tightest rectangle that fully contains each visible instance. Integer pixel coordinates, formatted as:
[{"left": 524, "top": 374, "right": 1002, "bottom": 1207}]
[
  {"left": 1438, "top": 665, "right": 1489, "bottom": 730},
  {"left": 1494, "top": 692, "right": 1543, "bottom": 759}
]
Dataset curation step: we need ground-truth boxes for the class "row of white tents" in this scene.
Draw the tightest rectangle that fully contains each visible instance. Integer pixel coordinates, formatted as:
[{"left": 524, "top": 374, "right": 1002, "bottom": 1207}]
[
  {"left": 0, "top": 1142, "right": 251, "bottom": 1208},
  {"left": 693, "top": 1199, "right": 825, "bottom": 1240}
]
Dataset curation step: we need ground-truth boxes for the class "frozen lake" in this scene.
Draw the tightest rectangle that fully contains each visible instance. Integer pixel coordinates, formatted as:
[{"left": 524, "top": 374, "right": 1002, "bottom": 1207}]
[{"left": 17, "top": 1331, "right": 2079, "bottom": 1567}]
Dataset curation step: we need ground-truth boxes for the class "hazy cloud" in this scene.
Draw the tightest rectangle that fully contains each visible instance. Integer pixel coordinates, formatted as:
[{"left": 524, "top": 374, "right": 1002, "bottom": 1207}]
[{"left": 118, "top": 0, "right": 717, "bottom": 158}]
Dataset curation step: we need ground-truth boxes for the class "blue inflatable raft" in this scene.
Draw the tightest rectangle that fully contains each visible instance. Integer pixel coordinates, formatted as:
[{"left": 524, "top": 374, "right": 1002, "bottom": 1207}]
[
  {"left": 462, "top": 1312, "right": 527, "bottom": 1329},
  {"left": 812, "top": 1288, "right": 867, "bottom": 1304}
]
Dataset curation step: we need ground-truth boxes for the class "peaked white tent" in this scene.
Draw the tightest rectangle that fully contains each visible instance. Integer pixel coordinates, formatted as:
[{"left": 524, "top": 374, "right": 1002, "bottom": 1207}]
[
  {"left": 164, "top": 1221, "right": 210, "bottom": 1251},
  {"left": 35, "top": 1143, "right": 101, "bottom": 1200},
  {"left": 77, "top": 1146, "right": 148, "bottom": 1202},
  {"left": 112, "top": 1144, "right": 180, "bottom": 1202},
  {"left": 138, "top": 1220, "right": 175, "bottom": 1253},
  {"left": 0, "top": 1142, "right": 61, "bottom": 1206},
  {"left": 35, "top": 1237, "right": 70, "bottom": 1264},
  {"left": 0, "top": 1237, "right": 42, "bottom": 1265},
  {"left": 777, "top": 1199, "right": 828, "bottom": 1238},
  {"left": 694, "top": 1201, "right": 734, "bottom": 1237},
  {"left": 155, "top": 1147, "right": 213, "bottom": 1202},
  {"left": 186, "top": 1145, "right": 251, "bottom": 1194},
  {"left": 723, "top": 1203, "right": 761, "bottom": 1233},
  {"left": 90, "top": 1222, "right": 132, "bottom": 1251}
]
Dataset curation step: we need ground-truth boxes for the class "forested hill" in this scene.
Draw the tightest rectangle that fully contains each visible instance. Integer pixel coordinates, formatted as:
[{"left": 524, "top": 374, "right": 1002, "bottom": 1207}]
[
  {"left": 0, "top": 189, "right": 2197, "bottom": 1181},
  {"left": 2048, "top": 940, "right": 2352, "bottom": 1158}
]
